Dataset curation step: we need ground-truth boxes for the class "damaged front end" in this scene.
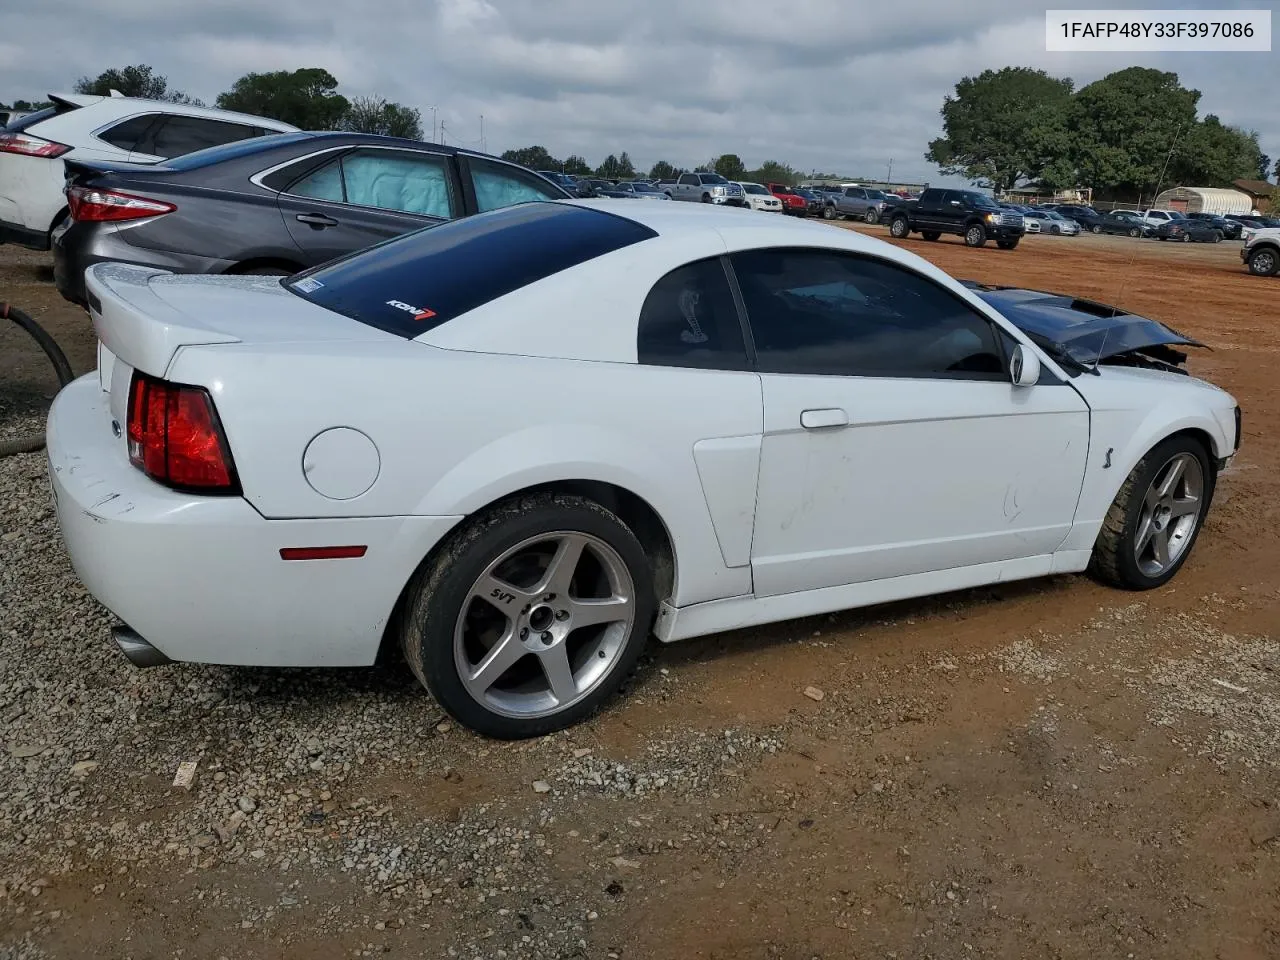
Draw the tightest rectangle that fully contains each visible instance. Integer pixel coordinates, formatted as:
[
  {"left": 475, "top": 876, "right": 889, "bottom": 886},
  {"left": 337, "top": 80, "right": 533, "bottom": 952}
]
[{"left": 962, "top": 281, "right": 1206, "bottom": 376}]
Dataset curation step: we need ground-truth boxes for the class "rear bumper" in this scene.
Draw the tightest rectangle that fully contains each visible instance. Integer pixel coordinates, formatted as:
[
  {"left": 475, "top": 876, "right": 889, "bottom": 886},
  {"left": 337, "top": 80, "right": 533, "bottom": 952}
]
[
  {"left": 47, "top": 375, "right": 462, "bottom": 667},
  {"left": 52, "top": 220, "right": 232, "bottom": 306}
]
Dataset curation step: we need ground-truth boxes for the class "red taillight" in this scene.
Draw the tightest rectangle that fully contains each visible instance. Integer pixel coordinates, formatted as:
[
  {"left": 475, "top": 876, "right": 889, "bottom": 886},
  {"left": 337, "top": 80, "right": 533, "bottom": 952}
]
[
  {"left": 0, "top": 131, "right": 70, "bottom": 158},
  {"left": 126, "top": 371, "right": 239, "bottom": 492},
  {"left": 66, "top": 186, "right": 176, "bottom": 223}
]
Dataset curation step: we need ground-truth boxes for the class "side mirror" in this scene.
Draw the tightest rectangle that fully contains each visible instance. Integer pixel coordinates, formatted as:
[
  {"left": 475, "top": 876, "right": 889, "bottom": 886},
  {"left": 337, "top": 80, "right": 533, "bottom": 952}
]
[{"left": 1010, "top": 343, "right": 1041, "bottom": 387}]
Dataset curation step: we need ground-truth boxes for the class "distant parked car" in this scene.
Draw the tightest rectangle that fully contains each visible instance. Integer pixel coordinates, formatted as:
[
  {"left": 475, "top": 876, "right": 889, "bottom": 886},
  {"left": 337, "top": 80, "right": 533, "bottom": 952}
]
[
  {"left": 1, "top": 91, "right": 296, "bottom": 251},
  {"left": 1098, "top": 211, "right": 1150, "bottom": 238},
  {"left": 1051, "top": 204, "right": 1105, "bottom": 233},
  {"left": 612, "top": 181, "right": 671, "bottom": 200},
  {"left": 1040, "top": 210, "right": 1080, "bottom": 236},
  {"left": 767, "top": 183, "right": 808, "bottom": 216},
  {"left": 665, "top": 172, "right": 746, "bottom": 205},
  {"left": 1185, "top": 213, "right": 1241, "bottom": 239},
  {"left": 52, "top": 131, "right": 571, "bottom": 306},
  {"left": 823, "top": 186, "right": 890, "bottom": 223},
  {"left": 1152, "top": 216, "right": 1223, "bottom": 242},
  {"left": 788, "top": 186, "right": 825, "bottom": 218},
  {"left": 736, "top": 181, "right": 783, "bottom": 212}
]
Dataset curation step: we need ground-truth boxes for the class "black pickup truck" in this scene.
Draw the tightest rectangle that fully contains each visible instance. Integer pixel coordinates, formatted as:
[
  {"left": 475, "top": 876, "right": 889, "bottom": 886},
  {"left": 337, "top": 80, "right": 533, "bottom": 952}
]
[{"left": 886, "top": 188, "right": 1026, "bottom": 249}]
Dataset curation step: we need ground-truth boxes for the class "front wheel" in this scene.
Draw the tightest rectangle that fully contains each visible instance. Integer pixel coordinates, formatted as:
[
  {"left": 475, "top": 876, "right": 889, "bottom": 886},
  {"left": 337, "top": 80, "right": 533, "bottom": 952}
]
[
  {"left": 1128, "top": 227, "right": 1142, "bottom": 238},
  {"left": 964, "top": 223, "right": 987, "bottom": 247},
  {"left": 822, "top": 204, "right": 837, "bottom": 220},
  {"left": 1091, "top": 224, "right": 1102, "bottom": 234},
  {"left": 1248, "top": 246, "right": 1279, "bottom": 276},
  {"left": 1089, "top": 436, "right": 1213, "bottom": 590},
  {"left": 400, "top": 493, "right": 656, "bottom": 739},
  {"left": 889, "top": 215, "right": 911, "bottom": 239}
]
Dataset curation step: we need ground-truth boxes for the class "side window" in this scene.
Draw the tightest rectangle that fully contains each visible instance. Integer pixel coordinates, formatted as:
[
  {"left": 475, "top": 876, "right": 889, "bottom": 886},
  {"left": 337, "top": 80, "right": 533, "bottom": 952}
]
[
  {"left": 637, "top": 257, "right": 748, "bottom": 371},
  {"left": 145, "top": 116, "right": 258, "bottom": 158},
  {"left": 97, "top": 114, "right": 160, "bottom": 151},
  {"left": 290, "top": 158, "right": 345, "bottom": 202},
  {"left": 343, "top": 149, "right": 456, "bottom": 217},
  {"left": 468, "top": 157, "right": 563, "bottom": 213},
  {"left": 680, "top": 174, "right": 698, "bottom": 186},
  {"left": 729, "top": 247, "right": 1007, "bottom": 380}
]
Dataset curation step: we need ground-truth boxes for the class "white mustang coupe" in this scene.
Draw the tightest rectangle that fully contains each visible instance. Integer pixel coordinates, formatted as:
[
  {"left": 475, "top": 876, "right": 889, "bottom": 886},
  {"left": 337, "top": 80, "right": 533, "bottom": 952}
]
[{"left": 48, "top": 200, "right": 1241, "bottom": 738}]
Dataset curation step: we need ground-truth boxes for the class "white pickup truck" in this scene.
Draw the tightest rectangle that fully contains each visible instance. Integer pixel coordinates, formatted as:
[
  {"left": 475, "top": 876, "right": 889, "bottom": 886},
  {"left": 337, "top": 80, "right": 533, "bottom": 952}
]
[
  {"left": 1241, "top": 227, "right": 1280, "bottom": 276},
  {"left": 664, "top": 172, "right": 747, "bottom": 206}
]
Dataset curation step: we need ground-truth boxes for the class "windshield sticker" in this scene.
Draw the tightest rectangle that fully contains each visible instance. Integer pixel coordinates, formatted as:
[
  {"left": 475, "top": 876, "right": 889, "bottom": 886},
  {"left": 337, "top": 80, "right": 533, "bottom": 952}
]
[
  {"left": 293, "top": 277, "right": 324, "bottom": 293},
  {"left": 386, "top": 299, "right": 437, "bottom": 321}
]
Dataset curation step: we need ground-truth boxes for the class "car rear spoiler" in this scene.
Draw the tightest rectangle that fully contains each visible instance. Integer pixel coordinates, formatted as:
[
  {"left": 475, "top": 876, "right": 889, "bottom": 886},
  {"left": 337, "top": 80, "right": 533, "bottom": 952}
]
[{"left": 62, "top": 156, "right": 174, "bottom": 185}]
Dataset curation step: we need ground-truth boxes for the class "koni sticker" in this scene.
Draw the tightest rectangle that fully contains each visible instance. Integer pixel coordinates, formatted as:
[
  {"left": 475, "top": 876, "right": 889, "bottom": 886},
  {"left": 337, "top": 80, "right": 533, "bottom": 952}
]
[{"left": 386, "top": 299, "right": 437, "bottom": 321}]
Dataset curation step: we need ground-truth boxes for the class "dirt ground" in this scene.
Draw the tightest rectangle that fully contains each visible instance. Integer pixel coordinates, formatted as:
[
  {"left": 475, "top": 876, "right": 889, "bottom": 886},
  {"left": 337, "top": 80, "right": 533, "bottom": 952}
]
[{"left": 1, "top": 228, "right": 1278, "bottom": 960}]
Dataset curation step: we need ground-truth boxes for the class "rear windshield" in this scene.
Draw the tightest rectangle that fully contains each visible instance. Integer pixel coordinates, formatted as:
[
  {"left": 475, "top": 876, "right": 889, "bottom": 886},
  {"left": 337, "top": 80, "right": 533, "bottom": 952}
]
[
  {"left": 6, "top": 106, "right": 60, "bottom": 131},
  {"left": 285, "top": 202, "right": 658, "bottom": 337}
]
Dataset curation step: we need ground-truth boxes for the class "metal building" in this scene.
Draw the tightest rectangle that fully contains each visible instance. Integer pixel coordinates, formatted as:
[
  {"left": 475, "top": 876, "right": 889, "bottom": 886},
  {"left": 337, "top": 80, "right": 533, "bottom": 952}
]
[{"left": 1151, "top": 186, "right": 1253, "bottom": 216}]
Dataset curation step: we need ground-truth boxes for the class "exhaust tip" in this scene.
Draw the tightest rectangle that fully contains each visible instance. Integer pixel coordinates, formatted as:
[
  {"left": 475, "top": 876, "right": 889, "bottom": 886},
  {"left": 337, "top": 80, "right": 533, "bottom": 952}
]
[{"left": 111, "top": 625, "right": 173, "bottom": 668}]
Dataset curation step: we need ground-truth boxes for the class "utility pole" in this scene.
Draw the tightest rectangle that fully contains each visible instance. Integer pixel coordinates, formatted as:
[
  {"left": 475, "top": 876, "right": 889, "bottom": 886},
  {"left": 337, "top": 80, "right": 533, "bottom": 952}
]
[
  {"left": 480, "top": 114, "right": 485, "bottom": 153},
  {"left": 886, "top": 158, "right": 893, "bottom": 185},
  {"left": 426, "top": 105, "right": 438, "bottom": 144},
  {"left": 439, "top": 120, "right": 446, "bottom": 145}
]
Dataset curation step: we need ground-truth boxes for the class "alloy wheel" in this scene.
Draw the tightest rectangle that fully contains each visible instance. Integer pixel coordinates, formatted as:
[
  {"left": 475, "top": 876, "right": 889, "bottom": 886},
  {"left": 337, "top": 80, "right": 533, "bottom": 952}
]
[
  {"left": 1133, "top": 452, "right": 1204, "bottom": 578},
  {"left": 453, "top": 531, "right": 636, "bottom": 719}
]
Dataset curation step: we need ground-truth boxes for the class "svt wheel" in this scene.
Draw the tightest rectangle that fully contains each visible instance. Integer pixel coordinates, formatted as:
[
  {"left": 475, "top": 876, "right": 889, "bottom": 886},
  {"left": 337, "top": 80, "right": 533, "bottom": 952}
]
[
  {"left": 1089, "top": 436, "right": 1213, "bottom": 590},
  {"left": 889, "top": 215, "right": 910, "bottom": 238},
  {"left": 964, "top": 223, "right": 987, "bottom": 247},
  {"left": 400, "top": 493, "right": 655, "bottom": 739}
]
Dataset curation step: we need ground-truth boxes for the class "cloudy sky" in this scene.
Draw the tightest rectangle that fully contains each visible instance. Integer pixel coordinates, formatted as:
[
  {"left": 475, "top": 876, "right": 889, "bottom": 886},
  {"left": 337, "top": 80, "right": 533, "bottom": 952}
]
[{"left": 1, "top": 0, "right": 1274, "bottom": 185}]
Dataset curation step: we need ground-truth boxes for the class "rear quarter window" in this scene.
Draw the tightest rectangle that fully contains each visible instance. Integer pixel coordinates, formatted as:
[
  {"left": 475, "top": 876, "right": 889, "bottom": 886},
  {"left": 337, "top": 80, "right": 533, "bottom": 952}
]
[{"left": 284, "top": 201, "right": 658, "bottom": 338}]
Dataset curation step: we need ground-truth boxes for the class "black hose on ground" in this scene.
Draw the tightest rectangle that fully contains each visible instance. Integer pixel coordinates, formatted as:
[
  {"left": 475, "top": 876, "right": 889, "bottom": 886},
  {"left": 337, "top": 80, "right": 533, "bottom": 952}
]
[{"left": 1, "top": 303, "right": 75, "bottom": 457}]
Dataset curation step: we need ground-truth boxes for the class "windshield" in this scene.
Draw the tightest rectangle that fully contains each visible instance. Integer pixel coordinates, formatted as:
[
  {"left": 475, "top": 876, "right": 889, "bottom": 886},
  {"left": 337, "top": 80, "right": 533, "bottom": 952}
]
[
  {"left": 630, "top": 182, "right": 657, "bottom": 192},
  {"left": 865, "top": 189, "right": 887, "bottom": 200},
  {"left": 698, "top": 174, "right": 728, "bottom": 184},
  {"left": 741, "top": 183, "right": 769, "bottom": 195},
  {"left": 967, "top": 193, "right": 1000, "bottom": 210}
]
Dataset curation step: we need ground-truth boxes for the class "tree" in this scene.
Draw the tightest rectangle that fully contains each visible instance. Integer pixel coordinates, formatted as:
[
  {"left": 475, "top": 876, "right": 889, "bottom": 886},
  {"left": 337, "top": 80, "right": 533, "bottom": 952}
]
[
  {"left": 341, "top": 96, "right": 422, "bottom": 139},
  {"left": 562, "top": 155, "right": 591, "bottom": 176},
  {"left": 925, "top": 67, "right": 1074, "bottom": 192},
  {"left": 748, "top": 160, "right": 798, "bottom": 185},
  {"left": 648, "top": 160, "right": 681, "bottom": 180},
  {"left": 596, "top": 153, "right": 635, "bottom": 179},
  {"left": 1069, "top": 67, "right": 1199, "bottom": 195},
  {"left": 712, "top": 153, "right": 747, "bottom": 180},
  {"left": 1260, "top": 153, "right": 1272, "bottom": 182},
  {"left": 216, "top": 68, "right": 349, "bottom": 130},
  {"left": 74, "top": 64, "right": 202, "bottom": 105},
  {"left": 501, "top": 145, "right": 559, "bottom": 170},
  {"left": 1274, "top": 157, "right": 1280, "bottom": 182},
  {"left": 1176, "top": 116, "right": 1265, "bottom": 187}
]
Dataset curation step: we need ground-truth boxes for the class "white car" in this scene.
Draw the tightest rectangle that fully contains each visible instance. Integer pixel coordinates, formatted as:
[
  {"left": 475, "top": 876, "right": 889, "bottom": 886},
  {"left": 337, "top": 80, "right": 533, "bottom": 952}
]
[
  {"left": 1139, "top": 209, "right": 1179, "bottom": 229},
  {"left": 0, "top": 92, "right": 296, "bottom": 250},
  {"left": 1241, "top": 226, "right": 1280, "bottom": 275},
  {"left": 736, "top": 181, "right": 783, "bottom": 212},
  {"left": 47, "top": 200, "right": 1241, "bottom": 739}
]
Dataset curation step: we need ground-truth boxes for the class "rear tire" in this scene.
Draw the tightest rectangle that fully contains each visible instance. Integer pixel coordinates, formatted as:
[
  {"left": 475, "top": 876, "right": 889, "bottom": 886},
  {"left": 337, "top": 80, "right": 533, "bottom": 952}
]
[
  {"left": 964, "top": 223, "right": 987, "bottom": 247},
  {"left": 1091, "top": 224, "right": 1102, "bottom": 234},
  {"left": 1089, "top": 435, "right": 1213, "bottom": 591},
  {"left": 399, "top": 493, "right": 656, "bottom": 739},
  {"left": 864, "top": 208, "right": 879, "bottom": 224},
  {"left": 1128, "top": 227, "right": 1142, "bottom": 238},
  {"left": 889, "top": 215, "right": 911, "bottom": 239}
]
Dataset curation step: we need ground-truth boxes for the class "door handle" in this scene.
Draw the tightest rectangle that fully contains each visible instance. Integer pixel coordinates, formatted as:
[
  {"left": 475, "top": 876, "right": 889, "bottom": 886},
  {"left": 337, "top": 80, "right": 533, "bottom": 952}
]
[
  {"left": 296, "top": 213, "right": 338, "bottom": 228},
  {"left": 800, "top": 408, "right": 849, "bottom": 430}
]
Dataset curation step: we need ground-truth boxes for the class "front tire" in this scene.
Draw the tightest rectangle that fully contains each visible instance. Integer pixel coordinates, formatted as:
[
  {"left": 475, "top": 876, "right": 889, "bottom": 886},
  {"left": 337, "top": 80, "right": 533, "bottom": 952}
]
[
  {"left": 400, "top": 493, "right": 656, "bottom": 739},
  {"left": 964, "top": 223, "right": 987, "bottom": 247},
  {"left": 889, "top": 215, "right": 911, "bottom": 239},
  {"left": 822, "top": 204, "right": 837, "bottom": 220},
  {"left": 1091, "top": 224, "right": 1102, "bottom": 234},
  {"left": 1247, "top": 246, "right": 1279, "bottom": 276},
  {"left": 1089, "top": 436, "right": 1213, "bottom": 590}
]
